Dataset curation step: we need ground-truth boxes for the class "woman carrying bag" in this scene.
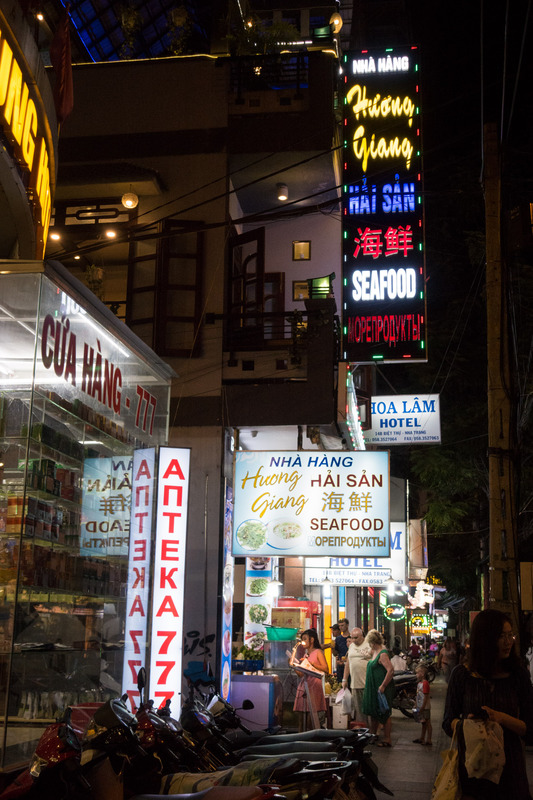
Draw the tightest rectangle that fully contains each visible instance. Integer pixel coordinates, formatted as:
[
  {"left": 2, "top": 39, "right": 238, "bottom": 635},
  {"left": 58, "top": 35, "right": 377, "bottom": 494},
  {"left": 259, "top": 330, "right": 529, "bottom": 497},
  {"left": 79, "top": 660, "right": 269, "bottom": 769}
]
[
  {"left": 361, "top": 629, "right": 395, "bottom": 747},
  {"left": 441, "top": 608, "right": 533, "bottom": 800}
]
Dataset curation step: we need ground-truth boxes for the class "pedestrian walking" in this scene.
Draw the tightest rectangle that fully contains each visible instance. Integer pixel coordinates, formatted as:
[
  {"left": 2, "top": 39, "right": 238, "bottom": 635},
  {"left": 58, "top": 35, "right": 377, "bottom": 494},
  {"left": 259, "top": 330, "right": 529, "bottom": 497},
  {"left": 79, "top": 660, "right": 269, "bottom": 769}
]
[
  {"left": 334, "top": 618, "right": 351, "bottom": 682},
  {"left": 341, "top": 626, "right": 371, "bottom": 722},
  {"left": 437, "top": 637, "right": 458, "bottom": 682},
  {"left": 442, "top": 608, "right": 533, "bottom": 799}
]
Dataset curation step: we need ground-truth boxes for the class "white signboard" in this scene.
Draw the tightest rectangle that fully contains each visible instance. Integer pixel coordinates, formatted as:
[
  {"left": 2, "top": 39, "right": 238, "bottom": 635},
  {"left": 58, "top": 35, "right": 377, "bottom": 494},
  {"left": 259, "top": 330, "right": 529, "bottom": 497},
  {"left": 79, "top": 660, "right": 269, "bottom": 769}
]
[
  {"left": 122, "top": 449, "right": 155, "bottom": 710},
  {"left": 81, "top": 457, "right": 132, "bottom": 556},
  {"left": 364, "top": 394, "right": 441, "bottom": 445},
  {"left": 149, "top": 447, "right": 191, "bottom": 708},
  {"left": 304, "top": 523, "right": 406, "bottom": 585},
  {"left": 233, "top": 451, "right": 390, "bottom": 558}
]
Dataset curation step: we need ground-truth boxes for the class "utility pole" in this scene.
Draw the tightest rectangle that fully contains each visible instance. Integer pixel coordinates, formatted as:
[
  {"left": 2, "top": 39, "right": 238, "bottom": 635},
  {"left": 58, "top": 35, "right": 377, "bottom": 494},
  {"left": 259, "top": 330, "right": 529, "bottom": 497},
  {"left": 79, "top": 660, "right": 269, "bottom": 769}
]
[{"left": 484, "top": 122, "right": 520, "bottom": 638}]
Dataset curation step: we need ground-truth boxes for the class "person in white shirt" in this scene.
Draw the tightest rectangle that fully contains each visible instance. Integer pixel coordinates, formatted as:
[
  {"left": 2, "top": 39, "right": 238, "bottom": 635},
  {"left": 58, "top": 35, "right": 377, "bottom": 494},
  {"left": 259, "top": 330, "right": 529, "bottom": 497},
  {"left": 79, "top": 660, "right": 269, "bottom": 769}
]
[{"left": 342, "top": 627, "right": 371, "bottom": 723}]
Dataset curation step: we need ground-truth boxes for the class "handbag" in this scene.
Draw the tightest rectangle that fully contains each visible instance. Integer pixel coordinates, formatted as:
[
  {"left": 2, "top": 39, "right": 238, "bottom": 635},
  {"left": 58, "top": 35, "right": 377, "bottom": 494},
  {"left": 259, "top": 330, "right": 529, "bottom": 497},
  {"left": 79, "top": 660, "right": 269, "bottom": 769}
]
[
  {"left": 377, "top": 690, "right": 389, "bottom": 713},
  {"left": 431, "top": 726, "right": 461, "bottom": 800}
]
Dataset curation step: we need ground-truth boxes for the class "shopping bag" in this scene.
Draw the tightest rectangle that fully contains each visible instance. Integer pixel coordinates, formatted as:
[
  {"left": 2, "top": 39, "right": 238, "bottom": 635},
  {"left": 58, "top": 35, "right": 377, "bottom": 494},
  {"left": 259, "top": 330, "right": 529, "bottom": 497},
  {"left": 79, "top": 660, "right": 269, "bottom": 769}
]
[
  {"left": 377, "top": 690, "right": 389, "bottom": 713},
  {"left": 335, "top": 688, "right": 346, "bottom": 705},
  {"left": 341, "top": 688, "right": 355, "bottom": 716},
  {"left": 431, "top": 728, "right": 461, "bottom": 800}
]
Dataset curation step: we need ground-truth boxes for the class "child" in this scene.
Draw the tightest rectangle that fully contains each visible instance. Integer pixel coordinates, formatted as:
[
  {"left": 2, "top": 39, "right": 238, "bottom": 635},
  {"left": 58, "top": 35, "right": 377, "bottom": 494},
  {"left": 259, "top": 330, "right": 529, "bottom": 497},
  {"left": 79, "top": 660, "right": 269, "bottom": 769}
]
[{"left": 413, "top": 665, "right": 432, "bottom": 745}]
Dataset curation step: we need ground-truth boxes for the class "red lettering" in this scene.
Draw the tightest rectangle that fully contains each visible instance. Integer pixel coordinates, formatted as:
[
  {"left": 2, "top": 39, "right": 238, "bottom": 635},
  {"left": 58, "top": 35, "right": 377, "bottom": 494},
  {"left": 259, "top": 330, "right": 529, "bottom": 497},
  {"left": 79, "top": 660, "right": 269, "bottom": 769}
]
[
  {"left": 134, "top": 512, "right": 149, "bottom": 533},
  {"left": 129, "top": 629, "right": 143, "bottom": 654},
  {"left": 154, "top": 691, "right": 174, "bottom": 709},
  {"left": 162, "top": 512, "right": 182, "bottom": 533},
  {"left": 155, "top": 595, "right": 180, "bottom": 617},
  {"left": 135, "top": 486, "right": 150, "bottom": 506},
  {"left": 155, "top": 660, "right": 175, "bottom": 684},
  {"left": 133, "top": 540, "right": 146, "bottom": 560},
  {"left": 162, "top": 459, "right": 186, "bottom": 480},
  {"left": 159, "top": 567, "right": 178, "bottom": 589},
  {"left": 129, "top": 595, "right": 145, "bottom": 616},
  {"left": 135, "top": 459, "right": 152, "bottom": 480},
  {"left": 128, "top": 659, "right": 141, "bottom": 682},
  {"left": 132, "top": 567, "right": 145, "bottom": 589},
  {"left": 156, "top": 630, "right": 177, "bottom": 655},
  {"left": 163, "top": 485, "right": 183, "bottom": 506},
  {"left": 126, "top": 690, "right": 140, "bottom": 712},
  {"left": 161, "top": 540, "right": 180, "bottom": 560}
]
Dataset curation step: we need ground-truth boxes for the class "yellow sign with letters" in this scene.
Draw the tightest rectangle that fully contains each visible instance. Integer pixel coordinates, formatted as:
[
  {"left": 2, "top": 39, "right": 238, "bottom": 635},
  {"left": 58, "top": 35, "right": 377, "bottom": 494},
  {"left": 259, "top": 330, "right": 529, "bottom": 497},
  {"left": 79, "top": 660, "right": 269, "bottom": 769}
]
[{"left": 0, "top": 17, "right": 54, "bottom": 256}]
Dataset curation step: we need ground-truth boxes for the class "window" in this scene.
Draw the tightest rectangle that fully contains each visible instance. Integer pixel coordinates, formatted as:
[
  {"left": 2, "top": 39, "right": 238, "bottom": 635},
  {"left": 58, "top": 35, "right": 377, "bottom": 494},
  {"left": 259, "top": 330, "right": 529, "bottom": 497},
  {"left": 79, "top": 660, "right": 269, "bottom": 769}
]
[{"left": 127, "top": 219, "right": 203, "bottom": 357}]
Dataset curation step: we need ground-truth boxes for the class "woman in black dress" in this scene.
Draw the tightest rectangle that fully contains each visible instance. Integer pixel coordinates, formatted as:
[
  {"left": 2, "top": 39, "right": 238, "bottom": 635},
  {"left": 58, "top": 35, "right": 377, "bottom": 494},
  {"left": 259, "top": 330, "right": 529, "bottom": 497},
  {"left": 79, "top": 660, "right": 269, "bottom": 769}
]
[{"left": 442, "top": 608, "right": 533, "bottom": 799}]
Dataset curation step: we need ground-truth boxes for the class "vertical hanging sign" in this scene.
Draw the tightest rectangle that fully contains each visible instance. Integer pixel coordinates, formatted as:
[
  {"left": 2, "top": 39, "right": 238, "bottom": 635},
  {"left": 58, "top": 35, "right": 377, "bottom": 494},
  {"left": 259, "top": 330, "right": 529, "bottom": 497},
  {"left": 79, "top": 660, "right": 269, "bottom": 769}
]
[
  {"left": 342, "top": 47, "right": 427, "bottom": 363},
  {"left": 122, "top": 448, "right": 155, "bottom": 710},
  {"left": 149, "top": 447, "right": 191, "bottom": 708}
]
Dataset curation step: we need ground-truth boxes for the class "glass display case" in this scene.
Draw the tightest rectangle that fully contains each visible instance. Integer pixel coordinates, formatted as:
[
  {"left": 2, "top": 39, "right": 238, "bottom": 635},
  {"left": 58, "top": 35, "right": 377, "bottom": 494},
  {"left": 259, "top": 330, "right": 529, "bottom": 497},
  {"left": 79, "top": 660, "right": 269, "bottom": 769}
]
[{"left": 0, "top": 261, "right": 173, "bottom": 769}]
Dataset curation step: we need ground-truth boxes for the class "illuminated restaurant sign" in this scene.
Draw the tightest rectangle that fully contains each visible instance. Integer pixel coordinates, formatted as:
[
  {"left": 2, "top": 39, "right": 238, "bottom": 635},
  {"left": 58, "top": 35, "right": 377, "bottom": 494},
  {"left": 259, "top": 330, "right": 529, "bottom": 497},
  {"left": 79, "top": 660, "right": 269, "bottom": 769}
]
[
  {"left": 0, "top": 15, "right": 54, "bottom": 255},
  {"left": 342, "top": 47, "right": 427, "bottom": 363},
  {"left": 233, "top": 450, "right": 390, "bottom": 558},
  {"left": 150, "top": 447, "right": 190, "bottom": 707}
]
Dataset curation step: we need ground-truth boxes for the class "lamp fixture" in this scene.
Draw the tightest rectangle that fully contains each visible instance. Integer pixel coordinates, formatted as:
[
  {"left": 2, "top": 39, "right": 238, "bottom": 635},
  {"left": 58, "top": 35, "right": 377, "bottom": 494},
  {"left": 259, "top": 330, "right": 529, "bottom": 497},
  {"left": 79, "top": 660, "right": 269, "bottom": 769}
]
[
  {"left": 121, "top": 189, "right": 139, "bottom": 209},
  {"left": 329, "top": 12, "right": 343, "bottom": 33},
  {"left": 277, "top": 183, "right": 288, "bottom": 202}
]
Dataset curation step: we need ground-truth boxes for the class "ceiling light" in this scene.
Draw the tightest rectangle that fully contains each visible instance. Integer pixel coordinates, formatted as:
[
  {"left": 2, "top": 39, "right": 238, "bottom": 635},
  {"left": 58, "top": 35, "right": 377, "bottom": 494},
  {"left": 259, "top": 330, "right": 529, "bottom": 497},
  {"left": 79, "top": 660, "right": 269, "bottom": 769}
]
[
  {"left": 121, "top": 190, "right": 138, "bottom": 209},
  {"left": 74, "top": 255, "right": 80, "bottom": 260},
  {"left": 50, "top": 232, "right": 60, "bottom": 240},
  {"left": 105, "top": 230, "right": 117, "bottom": 239},
  {"left": 277, "top": 183, "right": 288, "bottom": 201},
  {"left": 36, "top": 12, "right": 44, "bottom": 21}
]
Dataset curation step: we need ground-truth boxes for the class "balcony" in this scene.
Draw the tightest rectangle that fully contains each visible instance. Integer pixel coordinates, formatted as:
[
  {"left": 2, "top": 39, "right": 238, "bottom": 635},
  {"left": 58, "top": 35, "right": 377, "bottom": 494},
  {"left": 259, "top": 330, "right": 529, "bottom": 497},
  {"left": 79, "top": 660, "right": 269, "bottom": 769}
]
[{"left": 222, "top": 298, "right": 339, "bottom": 426}]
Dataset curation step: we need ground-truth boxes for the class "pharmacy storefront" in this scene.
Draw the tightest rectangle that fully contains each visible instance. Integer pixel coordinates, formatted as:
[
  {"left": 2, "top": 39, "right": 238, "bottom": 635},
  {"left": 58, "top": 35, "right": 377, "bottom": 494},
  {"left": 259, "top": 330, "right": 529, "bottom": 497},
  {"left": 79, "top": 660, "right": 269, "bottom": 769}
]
[{"left": 0, "top": 260, "right": 173, "bottom": 769}]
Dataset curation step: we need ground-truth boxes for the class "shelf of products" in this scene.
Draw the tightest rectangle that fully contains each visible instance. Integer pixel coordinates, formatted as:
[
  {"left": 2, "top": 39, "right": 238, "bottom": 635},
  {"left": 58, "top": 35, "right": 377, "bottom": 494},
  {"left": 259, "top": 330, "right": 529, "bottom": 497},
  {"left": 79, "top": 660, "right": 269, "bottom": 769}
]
[{"left": 0, "top": 388, "right": 131, "bottom": 741}]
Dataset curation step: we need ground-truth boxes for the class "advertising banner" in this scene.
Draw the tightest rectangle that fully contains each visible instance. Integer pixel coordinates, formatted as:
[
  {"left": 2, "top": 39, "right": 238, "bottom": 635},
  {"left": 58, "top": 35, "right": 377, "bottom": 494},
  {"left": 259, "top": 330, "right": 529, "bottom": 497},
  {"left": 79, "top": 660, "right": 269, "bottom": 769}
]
[
  {"left": 81, "top": 457, "right": 132, "bottom": 556},
  {"left": 149, "top": 447, "right": 191, "bottom": 707},
  {"left": 220, "top": 487, "right": 234, "bottom": 700},
  {"left": 243, "top": 557, "right": 273, "bottom": 657},
  {"left": 364, "top": 394, "right": 440, "bottom": 445},
  {"left": 304, "top": 523, "right": 405, "bottom": 585},
  {"left": 342, "top": 46, "right": 427, "bottom": 363},
  {"left": 233, "top": 451, "right": 390, "bottom": 558},
  {"left": 122, "top": 448, "right": 155, "bottom": 710}
]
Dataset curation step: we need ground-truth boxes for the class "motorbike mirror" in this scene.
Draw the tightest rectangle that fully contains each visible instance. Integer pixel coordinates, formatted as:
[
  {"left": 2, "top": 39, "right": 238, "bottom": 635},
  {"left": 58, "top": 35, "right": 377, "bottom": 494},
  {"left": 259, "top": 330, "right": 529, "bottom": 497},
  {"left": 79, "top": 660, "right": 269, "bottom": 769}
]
[
  {"left": 137, "top": 666, "right": 147, "bottom": 705},
  {"left": 241, "top": 699, "right": 254, "bottom": 710}
]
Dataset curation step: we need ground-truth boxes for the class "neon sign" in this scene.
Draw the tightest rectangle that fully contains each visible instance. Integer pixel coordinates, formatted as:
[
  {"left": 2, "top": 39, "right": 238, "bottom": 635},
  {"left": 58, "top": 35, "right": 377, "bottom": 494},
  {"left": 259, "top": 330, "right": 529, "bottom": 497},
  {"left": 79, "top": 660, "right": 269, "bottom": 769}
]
[
  {"left": 0, "top": 17, "right": 53, "bottom": 255},
  {"left": 342, "top": 46, "right": 427, "bottom": 364}
]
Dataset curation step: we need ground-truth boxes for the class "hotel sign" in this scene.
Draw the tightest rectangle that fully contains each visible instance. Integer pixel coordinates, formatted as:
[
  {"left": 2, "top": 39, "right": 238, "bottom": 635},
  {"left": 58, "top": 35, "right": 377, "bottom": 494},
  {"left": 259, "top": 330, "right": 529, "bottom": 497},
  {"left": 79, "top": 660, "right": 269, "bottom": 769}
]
[
  {"left": 342, "top": 47, "right": 427, "bottom": 364},
  {"left": 364, "top": 394, "right": 441, "bottom": 445}
]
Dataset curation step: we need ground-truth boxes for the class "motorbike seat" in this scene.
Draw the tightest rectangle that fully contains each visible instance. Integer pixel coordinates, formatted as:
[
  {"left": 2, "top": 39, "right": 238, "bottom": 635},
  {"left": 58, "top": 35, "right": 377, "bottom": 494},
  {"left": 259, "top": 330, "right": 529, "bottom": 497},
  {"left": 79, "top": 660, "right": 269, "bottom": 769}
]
[
  {"left": 129, "top": 788, "right": 265, "bottom": 800},
  {"left": 236, "top": 740, "right": 337, "bottom": 756}
]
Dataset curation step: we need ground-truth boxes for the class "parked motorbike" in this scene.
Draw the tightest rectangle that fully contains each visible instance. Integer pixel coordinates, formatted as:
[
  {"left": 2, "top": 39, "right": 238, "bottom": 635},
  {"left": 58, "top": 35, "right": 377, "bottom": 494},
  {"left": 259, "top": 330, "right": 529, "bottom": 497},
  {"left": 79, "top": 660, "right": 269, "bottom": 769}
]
[
  {"left": 181, "top": 685, "right": 393, "bottom": 800},
  {"left": 391, "top": 671, "right": 417, "bottom": 718}
]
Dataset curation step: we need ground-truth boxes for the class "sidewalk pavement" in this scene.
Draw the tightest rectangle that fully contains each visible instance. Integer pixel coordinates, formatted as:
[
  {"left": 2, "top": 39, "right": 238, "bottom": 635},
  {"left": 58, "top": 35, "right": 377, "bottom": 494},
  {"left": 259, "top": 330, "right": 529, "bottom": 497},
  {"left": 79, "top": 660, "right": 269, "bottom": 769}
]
[{"left": 368, "top": 675, "right": 533, "bottom": 799}]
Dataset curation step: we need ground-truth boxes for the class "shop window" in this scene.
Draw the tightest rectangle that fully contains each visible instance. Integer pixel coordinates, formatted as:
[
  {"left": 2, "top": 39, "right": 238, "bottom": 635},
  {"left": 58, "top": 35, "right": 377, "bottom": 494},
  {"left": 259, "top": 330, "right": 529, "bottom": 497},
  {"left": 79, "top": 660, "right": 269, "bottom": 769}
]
[{"left": 127, "top": 219, "right": 204, "bottom": 357}]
